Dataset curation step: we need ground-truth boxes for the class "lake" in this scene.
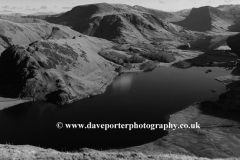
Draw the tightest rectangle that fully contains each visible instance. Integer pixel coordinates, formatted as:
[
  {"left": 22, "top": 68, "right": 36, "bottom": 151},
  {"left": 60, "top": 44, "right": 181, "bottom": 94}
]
[{"left": 0, "top": 66, "right": 232, "bottom": 151}]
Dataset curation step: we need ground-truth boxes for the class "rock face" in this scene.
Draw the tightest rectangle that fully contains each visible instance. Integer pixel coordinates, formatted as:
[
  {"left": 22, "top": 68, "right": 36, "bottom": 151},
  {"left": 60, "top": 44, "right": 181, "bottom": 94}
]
[
  {"left": 173, "top": 6, "right": 237, "bottom": 32},
  {"left": 0, "top": 17, "right": 80, "bottom": 54},
  {"left": 44, "top": 3, "right": 193, "bottom": 44},
  {"left": 0, "top": 36, "right": 116, "bottom": 105}
]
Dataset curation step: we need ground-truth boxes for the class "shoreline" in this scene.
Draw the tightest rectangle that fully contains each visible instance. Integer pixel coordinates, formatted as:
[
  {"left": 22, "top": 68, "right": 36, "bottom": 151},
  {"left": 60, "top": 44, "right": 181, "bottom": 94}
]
[
  {"left": 1, "top": 101, "right": 239, "bottom": 159},
  {"left": 0, "top": 97, "right": 30, "bottom": 110},
  {"left": 0, "top": 51, "right": 239, "bottom": 158}
]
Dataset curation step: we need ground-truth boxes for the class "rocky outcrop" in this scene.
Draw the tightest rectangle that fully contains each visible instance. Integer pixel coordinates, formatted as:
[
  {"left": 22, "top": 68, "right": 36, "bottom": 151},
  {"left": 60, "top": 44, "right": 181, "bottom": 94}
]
[
  {"left": 0, "top": 36, "right": 117, "bottom": 105},
  {"left": 0, "top": 144, "right": 220, "bottom": 160}
]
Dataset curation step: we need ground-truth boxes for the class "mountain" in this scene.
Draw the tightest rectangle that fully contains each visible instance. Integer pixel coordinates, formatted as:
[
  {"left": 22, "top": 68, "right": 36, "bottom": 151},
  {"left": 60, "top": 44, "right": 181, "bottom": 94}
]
[
  {"left": 0, "top": 15, "right": 117, "bottom": 105},
  {"left": 173, "top": 6, "right": 237, "bottom": 32},
  {"left": 0, "top": 10, "right": 183, "bottom": 105},
  {"left": 0, "top": 14, "right": 117, "bottom": 105},
  {"left": 44, "top": 3, "right": 193, "bottom": 44},
  {"left": 216, "top": 5, "right": 240, "bottom": 32},
  {"left": 8, "top": 13, "right": 26, "bottom": 17}
]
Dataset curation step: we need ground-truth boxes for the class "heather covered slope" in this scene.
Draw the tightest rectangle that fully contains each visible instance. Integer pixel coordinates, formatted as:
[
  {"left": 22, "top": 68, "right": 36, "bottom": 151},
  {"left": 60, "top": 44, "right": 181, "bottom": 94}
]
[
  {"left": 0, "top": 36, "right": 116, "bottom": 105},
  {"left": 173, "top": 6, "right": 236, "bottom": 32},
  {"left": 0, "top": 18, "right": 81, "bottom": 54},
  {"left": 45, "top": 3, "right": 193, "bottom": 44}
]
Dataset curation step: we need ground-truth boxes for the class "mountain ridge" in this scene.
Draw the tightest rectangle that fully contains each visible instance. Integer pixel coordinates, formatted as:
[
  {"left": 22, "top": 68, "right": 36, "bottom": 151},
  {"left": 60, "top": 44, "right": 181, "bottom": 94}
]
[{"left": 44, "top": 3, "right": 193, "bottom": 44}]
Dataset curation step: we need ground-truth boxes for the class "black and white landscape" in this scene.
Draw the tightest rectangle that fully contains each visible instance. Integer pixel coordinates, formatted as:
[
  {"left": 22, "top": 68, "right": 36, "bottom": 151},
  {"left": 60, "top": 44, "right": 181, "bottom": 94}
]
[{"left": 0, "top": 0, "right": 240, "bottom": 159}]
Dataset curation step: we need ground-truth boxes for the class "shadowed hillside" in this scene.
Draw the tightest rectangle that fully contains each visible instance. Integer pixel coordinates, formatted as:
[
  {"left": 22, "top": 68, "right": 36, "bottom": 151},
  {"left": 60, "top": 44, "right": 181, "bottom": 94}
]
[
  {"left": 173, "top": 6, "right": 236, "bottom": 32},
  {"left": 227, "top": 33, "right": 240, "bottom": 57}
]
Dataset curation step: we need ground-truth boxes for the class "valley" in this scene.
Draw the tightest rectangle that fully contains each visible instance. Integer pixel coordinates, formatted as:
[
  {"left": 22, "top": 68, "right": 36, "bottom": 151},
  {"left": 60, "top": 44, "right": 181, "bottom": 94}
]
[{"left": 0, "top": 2, "right": 240, "bottom": 160}]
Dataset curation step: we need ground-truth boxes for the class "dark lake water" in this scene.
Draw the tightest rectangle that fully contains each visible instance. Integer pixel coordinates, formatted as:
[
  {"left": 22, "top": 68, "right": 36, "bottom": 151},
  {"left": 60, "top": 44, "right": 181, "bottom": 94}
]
[{"left": 0, "top": 66, "right": 232, "bottom": 151}]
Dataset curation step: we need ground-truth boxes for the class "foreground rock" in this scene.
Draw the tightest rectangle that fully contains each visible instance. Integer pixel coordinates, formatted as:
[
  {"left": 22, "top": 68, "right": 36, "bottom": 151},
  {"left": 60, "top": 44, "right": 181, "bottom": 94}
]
[
  {"left": 0, "top": 36, "right": 117, "bottom": 105},
  {"left": 1, "top": 102, "right": 240, "bottom": 159},
  {"left": 0, "top": 144, "right": 219, "bottom": 160}
]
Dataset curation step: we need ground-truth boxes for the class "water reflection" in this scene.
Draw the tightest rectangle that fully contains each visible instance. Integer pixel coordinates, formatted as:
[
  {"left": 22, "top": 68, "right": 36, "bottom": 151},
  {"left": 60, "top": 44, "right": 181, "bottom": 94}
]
[
  {"left": 112, "top": 74, "right": 134, "bottom": 93},
  {"left": 0, "top": 67, "right": 233, "bottom": 151}
]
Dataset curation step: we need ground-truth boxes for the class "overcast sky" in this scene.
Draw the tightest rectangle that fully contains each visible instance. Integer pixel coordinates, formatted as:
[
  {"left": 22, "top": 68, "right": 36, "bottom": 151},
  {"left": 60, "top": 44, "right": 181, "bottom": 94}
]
[{"left": 1, "top": 0, "right": 240, "bottom": 14}]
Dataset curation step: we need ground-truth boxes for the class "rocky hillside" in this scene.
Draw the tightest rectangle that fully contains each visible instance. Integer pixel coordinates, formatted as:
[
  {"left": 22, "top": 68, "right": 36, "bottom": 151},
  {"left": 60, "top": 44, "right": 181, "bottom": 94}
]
[
  {"left": 0, "top": 17, "right": 81, "bottom": 54},
  {"left": 0, "top": 14, "right": 179, "bottom": 106},
  {"left": 0, "top": 35, "right": 117, "bottom": 105},
  {"left": 173, "top": 6, "right": 237, "bottom": 32},
  {"left": 44, "top": 3, "right": 193, "bottom": 44}
]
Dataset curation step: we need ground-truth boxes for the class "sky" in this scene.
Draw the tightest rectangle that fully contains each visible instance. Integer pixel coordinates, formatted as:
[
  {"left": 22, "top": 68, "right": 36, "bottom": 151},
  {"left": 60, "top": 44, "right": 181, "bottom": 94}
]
[{"left": 1, "top": 0, "right": 240, "bottom": 14}]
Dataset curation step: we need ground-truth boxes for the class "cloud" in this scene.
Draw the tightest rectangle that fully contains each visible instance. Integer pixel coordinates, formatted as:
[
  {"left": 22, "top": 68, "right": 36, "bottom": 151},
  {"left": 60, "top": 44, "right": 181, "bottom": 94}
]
[
  {"left": 159, "top": 1, "right": 165, "bottom": 3},
  {"left": 2, "top": 6, "right": 9, "bottom": 9},
  {"left": 40, "top": 6, "right": 47, "bottom": 10},
  {"left": 1, "top": 6, "right": 20, "bottom": 10},
  {"left": 10, "top": 6, "right": 20, "bottom": 9},
  {"left": 62, "top": 7, "right": 72, "bottom": 9},
  {"left": 25, "top": 8, "right": 39, "bottom": 11},
  {"left": 1, "top": 10, "right": 13, "bottom": 12}
]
